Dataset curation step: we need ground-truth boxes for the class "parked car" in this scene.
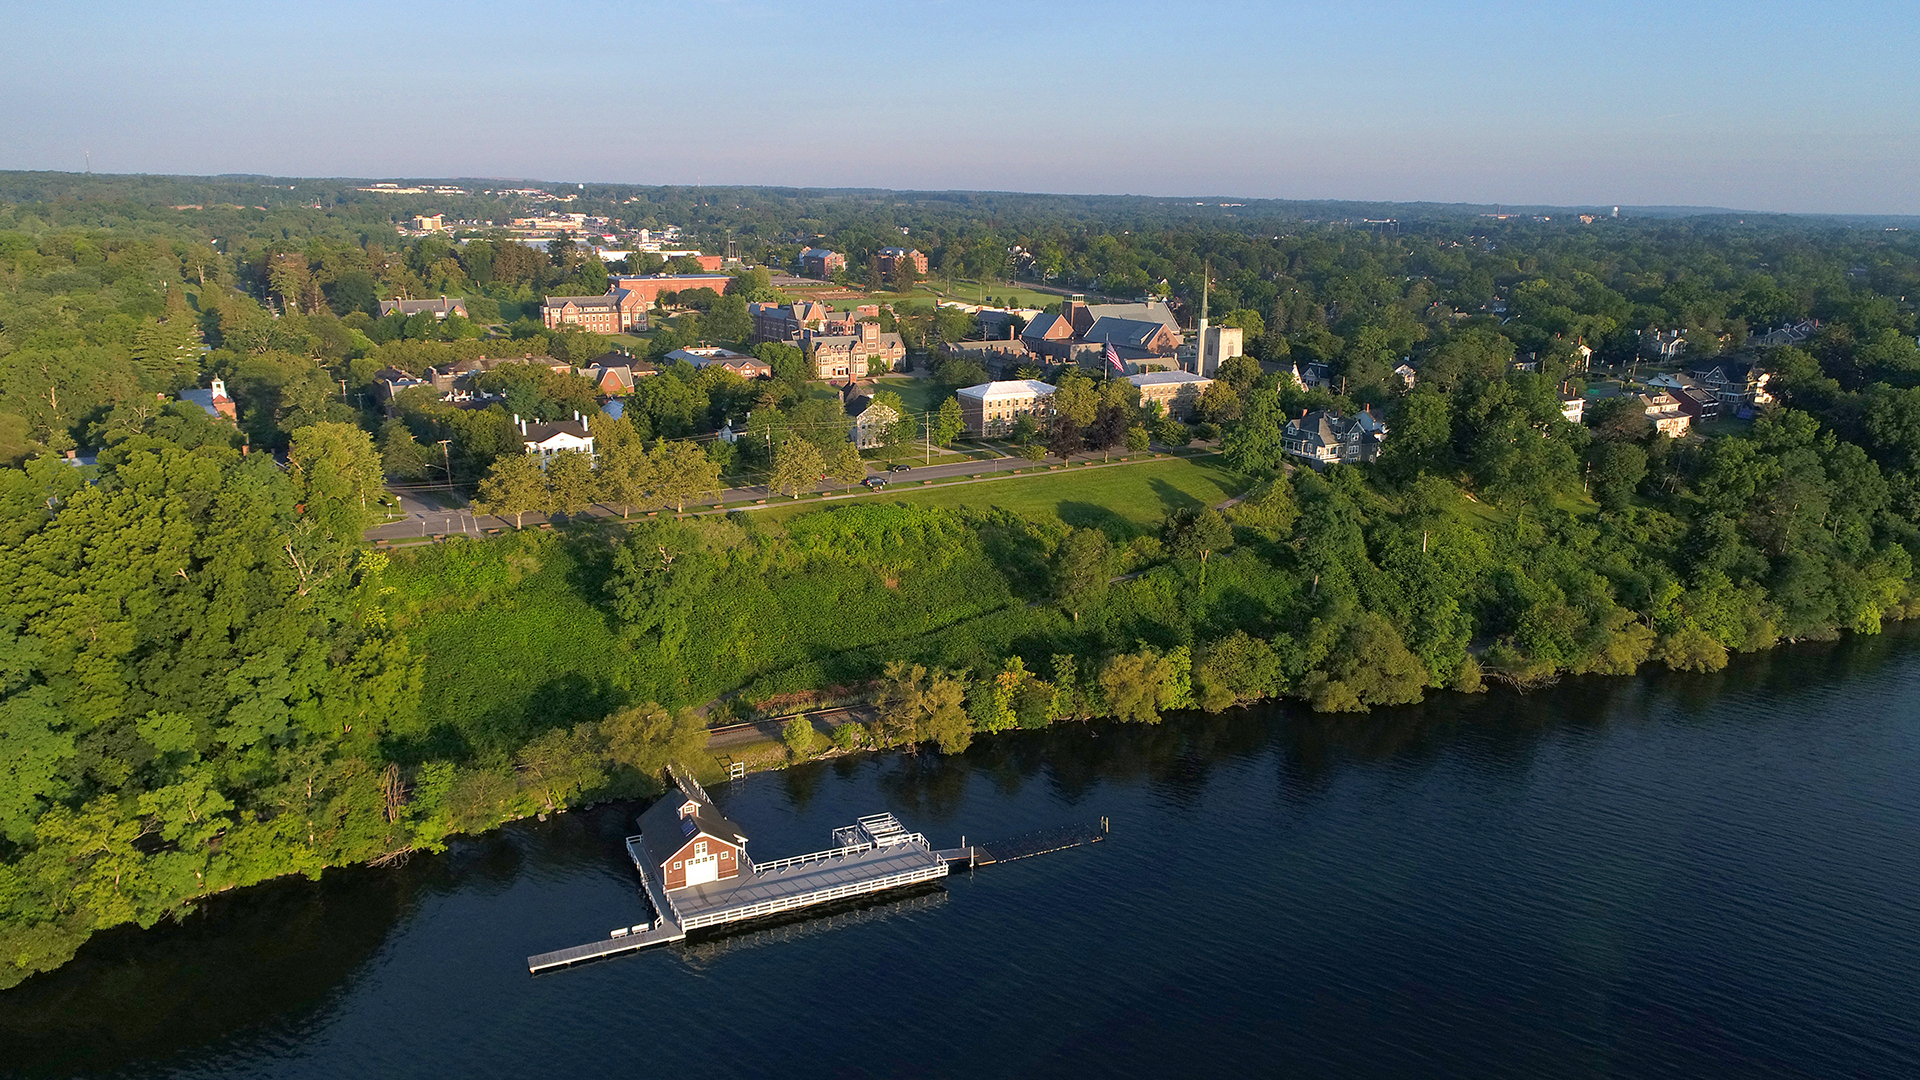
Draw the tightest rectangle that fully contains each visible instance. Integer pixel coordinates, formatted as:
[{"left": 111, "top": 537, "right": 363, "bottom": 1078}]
[
  {"left": 863, "top": 477, "right": 888, "bottom": 490},
  {"left": 888, "top": 463, "right": 912, "bottom": 472}
]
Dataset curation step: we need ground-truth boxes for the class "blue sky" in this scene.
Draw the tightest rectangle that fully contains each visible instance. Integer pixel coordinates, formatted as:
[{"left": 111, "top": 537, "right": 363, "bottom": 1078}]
[{"left": 2, "top": 0, "right": 1915, "bottom": 213}]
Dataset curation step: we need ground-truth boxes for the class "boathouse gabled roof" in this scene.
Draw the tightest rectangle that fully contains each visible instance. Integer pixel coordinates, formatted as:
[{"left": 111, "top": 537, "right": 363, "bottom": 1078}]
[{"left": 636, "top": 786, "right": 747, "bottom": 868}]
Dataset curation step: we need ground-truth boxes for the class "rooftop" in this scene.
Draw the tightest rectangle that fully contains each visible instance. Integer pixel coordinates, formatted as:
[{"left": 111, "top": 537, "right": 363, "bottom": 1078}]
[
  {"left": 1127, "top": 371, "right": 1211, "bottom": 387},
  {"left": 956, "top": 379, "right": 1057, "bottom": 400}
]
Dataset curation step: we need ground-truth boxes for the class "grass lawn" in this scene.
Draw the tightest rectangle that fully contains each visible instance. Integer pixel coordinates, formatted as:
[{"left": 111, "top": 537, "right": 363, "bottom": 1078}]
[
  {"left": 755, "top": 455, "right": 1252, "bottom": 534},
  {"left": 871, "top": 375, "right": 944, "bottom": 415},
  {"left": 925, "top": 280, "right": 1062, "bottom": 309}
]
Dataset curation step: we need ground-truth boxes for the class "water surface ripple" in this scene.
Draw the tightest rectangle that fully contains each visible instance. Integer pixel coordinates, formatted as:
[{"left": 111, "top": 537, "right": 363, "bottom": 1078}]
[{"left": 6, "top": 628, "right": 1920, "bottom": 1079}]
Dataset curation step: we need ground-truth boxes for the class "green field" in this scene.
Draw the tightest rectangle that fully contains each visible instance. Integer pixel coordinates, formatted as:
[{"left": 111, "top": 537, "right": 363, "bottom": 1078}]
[
  {"left": 870, "top": 375, "right": 944, "bottom": 415},
  {"left": 924, "top": 280, "right": 1066, "bottom": 309},
  {"left": 757, "top": 455, "right": 1250, "bottom": 533}
]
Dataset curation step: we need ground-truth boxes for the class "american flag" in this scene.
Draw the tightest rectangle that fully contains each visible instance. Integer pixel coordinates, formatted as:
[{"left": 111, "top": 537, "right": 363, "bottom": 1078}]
[{"left": 1104, "top": 342, "right": 1124, "bottom": 374}]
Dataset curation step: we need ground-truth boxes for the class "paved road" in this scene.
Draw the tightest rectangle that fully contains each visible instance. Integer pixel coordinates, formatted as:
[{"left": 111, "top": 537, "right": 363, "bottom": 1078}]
[{"left": 364, "top": 445, "right": 1223, "bottom": 543}]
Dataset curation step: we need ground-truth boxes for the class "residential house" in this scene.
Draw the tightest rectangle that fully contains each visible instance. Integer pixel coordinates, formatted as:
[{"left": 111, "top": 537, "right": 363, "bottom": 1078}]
[
  {"left": 1393, "top": 362, "right": 1418, "bottom": 389},
  {"left": 1686, "top": 360, "right": 1772, "bottom": 411},
  {"left": 874, "top": 247, "right": 927, "bottom": 277},
  {"left": 1282, "top": 407, "right": 1388, "bottom": 466},
  {"left": 846, "top": 393, "right": 901, "bottom": 449},
  {"left": 1640, "top": 328, "right": 1686, "bottom": 361},
  {"left": 1639, "top": 392, "right": 1692, "bottom": 438},
  {"left": 1560, "top": 394, "right": 1586, "bottom": 424},
  {"left": 378, "top": 296, "right": 469, "bottom": 320},
  {"left": 805, "top": 321, "right": 906, "bottom": 379},
  {"left": 1297, "top": 361, "right": 1335, "bottom": 391},
  {"left": 956, "top": 380, "right": 1056, "bottom": 437},
  {"left": 1127, "top": 371, "right": 1213, "bottom": 421},
  {"left": 1750, "top": 320, "right": 1820, "bottom": 348},
  {"left": 516, "top": 412, "right": 596, "bottom": 465},
  {"left": 799, "top": 248, "right": 845, "bottom": 279},
  {"left": 1647, "top": 373, "right": 1720, "bottom": 421},
  {"left": 179, "top": 378, "right": 236, "bottom": 420}
]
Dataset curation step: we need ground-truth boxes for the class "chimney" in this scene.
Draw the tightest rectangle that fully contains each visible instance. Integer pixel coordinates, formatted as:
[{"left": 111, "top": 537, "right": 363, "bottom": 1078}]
[{"left": 65, "top": 449, "right": 76, "bottom": 460}]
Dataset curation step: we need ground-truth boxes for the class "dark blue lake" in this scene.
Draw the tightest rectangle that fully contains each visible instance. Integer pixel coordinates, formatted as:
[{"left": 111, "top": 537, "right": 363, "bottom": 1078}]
[{"left": 7, "top": 627, "right": 1920, "bottom": 1079}]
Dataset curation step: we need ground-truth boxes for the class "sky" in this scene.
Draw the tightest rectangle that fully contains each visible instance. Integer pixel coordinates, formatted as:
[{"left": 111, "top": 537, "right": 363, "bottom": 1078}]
[{"left": 2, "top": 0, "right": 1915, "bottom": 214}]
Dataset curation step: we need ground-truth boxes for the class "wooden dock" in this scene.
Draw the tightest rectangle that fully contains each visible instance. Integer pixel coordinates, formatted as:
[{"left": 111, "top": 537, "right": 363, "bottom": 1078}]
[{"left": 527, "top": 921, "right": 686, "bottom": 974}]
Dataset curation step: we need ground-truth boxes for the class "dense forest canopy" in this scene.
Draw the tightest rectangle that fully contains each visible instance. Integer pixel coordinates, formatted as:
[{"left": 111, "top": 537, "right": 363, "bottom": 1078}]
[{"left": 2, "top": 172, "right": 1919, "bottom": 991}]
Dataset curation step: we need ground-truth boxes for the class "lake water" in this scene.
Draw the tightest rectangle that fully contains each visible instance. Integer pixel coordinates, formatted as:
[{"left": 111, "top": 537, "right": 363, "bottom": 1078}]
[{"left": 7, "top": 627, "right": 1920, "bottom": 1079}]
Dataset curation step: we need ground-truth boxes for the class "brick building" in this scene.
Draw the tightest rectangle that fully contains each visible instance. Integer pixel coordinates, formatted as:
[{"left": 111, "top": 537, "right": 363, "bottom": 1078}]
[
  {"left": 799, "top": 248, "right": 846, "bottom": 279},
  {"left": 542, "top": 290, "right": 645, "bottom": 333},
  {"left": 874, "top": 247, "right": 928, "bottom": 277},
  {"left": 805, "top": 321, "right": 906, "bottom": 379},
  {"left": 605, "top": 274, "right": 735, "bottom": 307}
]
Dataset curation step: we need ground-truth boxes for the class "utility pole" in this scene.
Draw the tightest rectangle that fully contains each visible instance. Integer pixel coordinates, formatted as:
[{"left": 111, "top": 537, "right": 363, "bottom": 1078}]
[{"left": 438, "top": 439, "right": 453, "bottom": 489}]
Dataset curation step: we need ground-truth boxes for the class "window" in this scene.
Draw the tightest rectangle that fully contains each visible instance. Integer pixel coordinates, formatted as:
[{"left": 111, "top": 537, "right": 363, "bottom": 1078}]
[
  {"left": 695, "top": 841, "right": 708, "bottom": 858},
  {"left": 674, "top": 861, "right": 682, "bottom": 868}
]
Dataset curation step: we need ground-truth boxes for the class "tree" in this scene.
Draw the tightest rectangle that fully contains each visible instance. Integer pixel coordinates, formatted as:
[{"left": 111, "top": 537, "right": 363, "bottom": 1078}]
[
  {"left": 475, "top": 452, "right": 545, "bottom": 527},
  {"left": 828, "top": 441, "right": 866, "bottom": 489},
  {"left": 1052, "top": 527, "right": 1110, "bottom": 620},
  {"left": 598, "top": 437, "right": 654, "bottom": 518},
  {"left": 1222, "top": 387, "right": 1289, "bottom": 476},
  {"left": 378, "top": 419, "right": 431, "bottom": 481},
  {"left": 1215, "top": 354, "right": 1262, "bottom": 394},
  {"left": 650, "top": 439, "right": 721, "bottom": 512},
  {"left": 601, "top": 702, "right": 708, "bottom": 781},
  {"left": 769, "top": 437, "right": 825, "bottom": 499},
  {"left": 703, "top": 295, "right": 751, "bottom": 345},
  {"left": 754, "top": 342, "right": 810, "bottom": 388},
  {"left": 288, "top": 421, "right": 385, "bottom": 545},
  {"left": 782, "top": 717, "right": 819, "bottom": 759},
  {"left": 1163, "top": 507, "right": 1233, "bottom": 583},
  {"left": 1589, "top": 440, "right": 1647, "bottom": 510},
  {"left": 608, "top": 521, "right": 711, "bottom": 650},
  {"left": 871, "top": 660, "right": 971, "bottom": 753},
  {"left": 1052, "top": 373, "right": 1100, "bottom": 431},
  {"left": 931, "top": 397, "right": 965, "bottom": 447},
  {"left": 543, "top": 448, "right": 599, "bottom": 517},
  {"left": 1126, "top": 424, "right": 1151, "bottom": 452},
  {"left": 1098, "top": 648, "right": 1181, "bottom": 724},
  {"left": 890, "top": 257, "right": 918, "bottom": 294}
]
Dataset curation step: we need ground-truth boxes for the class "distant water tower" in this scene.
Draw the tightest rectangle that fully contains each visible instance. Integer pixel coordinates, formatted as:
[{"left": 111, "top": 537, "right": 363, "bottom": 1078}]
[{"left": 1612, "top": 206, "right": 1620, "bottom": 218}]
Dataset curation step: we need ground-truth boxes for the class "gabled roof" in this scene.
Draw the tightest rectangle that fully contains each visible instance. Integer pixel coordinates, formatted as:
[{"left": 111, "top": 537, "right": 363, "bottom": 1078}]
[
  {"left": 636, "top": 788, "right": 748, "bottom": 870},
  {"left": 1082, "top": 316, "right": 1167, "bottom": 350},
  {"left": 1020, "top": 312, "right": 1073, "bottom": 341},
  {"left": 523, "top": 419, "right": 592, "bottom": 446},
  {"left": 1086, "top": 300, "right": 1179, "bottom": 333}
]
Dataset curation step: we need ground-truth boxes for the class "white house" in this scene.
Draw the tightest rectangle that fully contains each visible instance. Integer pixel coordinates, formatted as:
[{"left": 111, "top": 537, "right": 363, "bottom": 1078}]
[{"left": 517, "top": 412, "right": 595, "bottom": 466}]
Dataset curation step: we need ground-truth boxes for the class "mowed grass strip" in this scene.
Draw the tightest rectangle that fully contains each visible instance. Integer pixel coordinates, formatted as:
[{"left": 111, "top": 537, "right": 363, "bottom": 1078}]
[{"left": 756, "top": 455, "right": 1251, "bottom": 533}]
